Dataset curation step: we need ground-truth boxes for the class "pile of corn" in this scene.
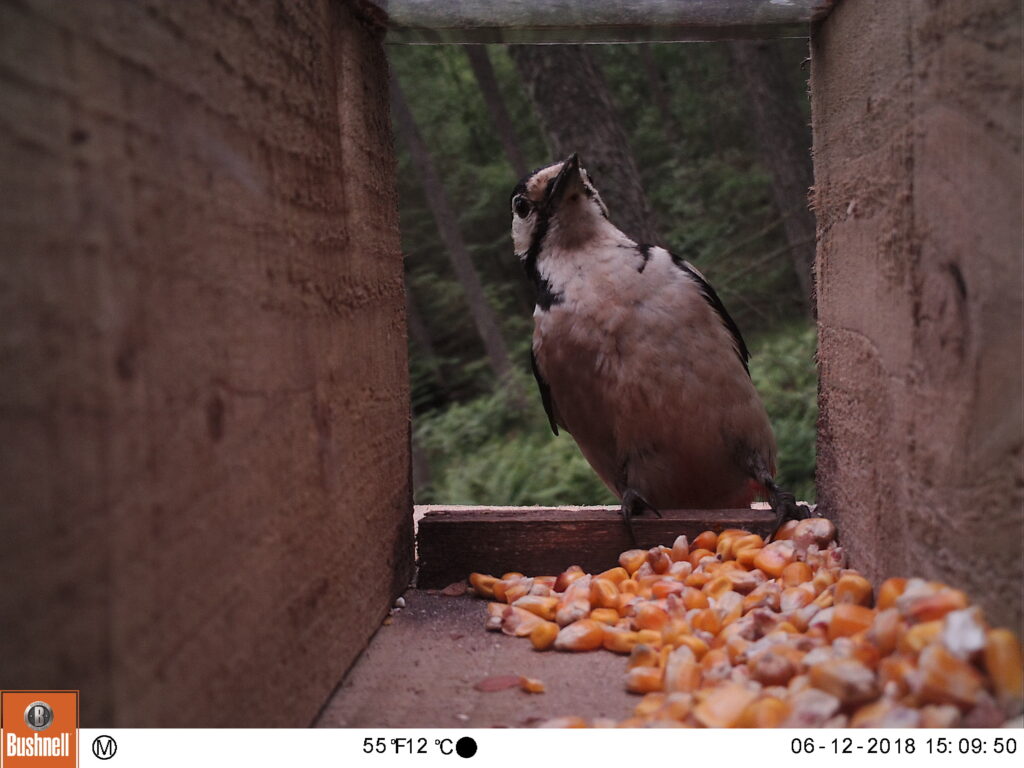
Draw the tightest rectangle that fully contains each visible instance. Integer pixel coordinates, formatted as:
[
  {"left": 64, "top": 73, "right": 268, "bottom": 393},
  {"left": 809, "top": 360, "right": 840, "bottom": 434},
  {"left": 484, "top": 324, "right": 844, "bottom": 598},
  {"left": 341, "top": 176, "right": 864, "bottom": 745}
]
[{"left": 468, "top": 518, "right": 1023, "bottom": 727}]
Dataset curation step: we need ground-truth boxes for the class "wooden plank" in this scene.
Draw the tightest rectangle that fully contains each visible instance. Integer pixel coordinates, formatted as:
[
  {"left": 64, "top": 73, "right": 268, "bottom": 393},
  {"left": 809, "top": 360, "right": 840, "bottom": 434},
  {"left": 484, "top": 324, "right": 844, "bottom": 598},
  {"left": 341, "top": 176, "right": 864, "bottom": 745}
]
[
  {"left": 0, "top": 0, "right": 413, "bottom": 726},
  {"left": 416, "top": 505, "right": 776, "bottom": 588},
  {"left": 375, "top": 0, "right": 837, "bottom": 44}
]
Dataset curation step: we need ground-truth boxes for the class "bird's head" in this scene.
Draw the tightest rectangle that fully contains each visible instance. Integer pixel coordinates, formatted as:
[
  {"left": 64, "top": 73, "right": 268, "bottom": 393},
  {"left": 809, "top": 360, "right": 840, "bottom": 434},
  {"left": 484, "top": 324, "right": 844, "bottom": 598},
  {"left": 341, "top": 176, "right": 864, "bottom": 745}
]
[{"left": 510, "top": 153, "right": 610, "bottom": 259}]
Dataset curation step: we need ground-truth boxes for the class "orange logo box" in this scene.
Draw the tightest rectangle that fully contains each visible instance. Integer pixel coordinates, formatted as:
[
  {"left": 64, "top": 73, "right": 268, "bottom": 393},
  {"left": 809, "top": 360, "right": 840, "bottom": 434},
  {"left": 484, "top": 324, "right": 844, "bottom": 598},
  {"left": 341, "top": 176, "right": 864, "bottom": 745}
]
[{"left": 0, "top": 692, "right": 78, "bottom": 768}]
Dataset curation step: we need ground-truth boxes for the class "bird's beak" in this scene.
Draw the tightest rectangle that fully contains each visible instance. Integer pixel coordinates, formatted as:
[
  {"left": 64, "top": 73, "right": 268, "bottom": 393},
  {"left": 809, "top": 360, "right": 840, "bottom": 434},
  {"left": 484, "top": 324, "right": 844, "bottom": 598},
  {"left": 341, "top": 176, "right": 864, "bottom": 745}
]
[{"left": 543, "top": 152, "right": 583, "bottom": 213}]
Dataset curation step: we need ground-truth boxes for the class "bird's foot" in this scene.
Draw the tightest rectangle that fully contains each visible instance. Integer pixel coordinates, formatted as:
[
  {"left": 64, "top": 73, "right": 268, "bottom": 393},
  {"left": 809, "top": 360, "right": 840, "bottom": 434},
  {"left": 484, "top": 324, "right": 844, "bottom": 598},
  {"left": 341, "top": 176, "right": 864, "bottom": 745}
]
[
  {"left": 621, "top": 488, "right": 661, "bottom": 546},
  {"left": 767, "top": 483, "right": 811, "bottom": 538}
]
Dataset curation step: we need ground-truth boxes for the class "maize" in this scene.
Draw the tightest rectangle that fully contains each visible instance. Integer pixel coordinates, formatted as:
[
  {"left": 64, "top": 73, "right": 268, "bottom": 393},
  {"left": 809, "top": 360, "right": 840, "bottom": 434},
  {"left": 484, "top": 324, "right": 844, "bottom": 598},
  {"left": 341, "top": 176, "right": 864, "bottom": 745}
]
[
  {"left": 529, "top": 620, "right": 559, "bottom": 651},
  {"left": 554, "top": 619, "right": 605, "bottom": 652},
  {"left": 464, "top": 516, "right": 1021, "bottom": 728}
]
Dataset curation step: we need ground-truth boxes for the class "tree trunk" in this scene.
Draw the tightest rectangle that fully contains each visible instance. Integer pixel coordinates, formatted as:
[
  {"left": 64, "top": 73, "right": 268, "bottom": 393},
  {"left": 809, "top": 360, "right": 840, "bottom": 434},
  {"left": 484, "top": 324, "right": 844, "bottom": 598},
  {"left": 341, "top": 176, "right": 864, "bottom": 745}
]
[
  {"left": 390, "top": 74, "right": 522, "bottom": 394},
  {"left": 404, "top": 278, "right": 449, "bottom": 395},
  {"left": 508, "top": 45, "right": 660, "bottom": 245},
  {"left": 728, "top": 40, "right": 816, "bottom": 313},
  {"left": 637, "top": 45, "right": 681, "bottom": 147},
  {"left": 463, "top": 45, "right": 530, "bottom": 179}
]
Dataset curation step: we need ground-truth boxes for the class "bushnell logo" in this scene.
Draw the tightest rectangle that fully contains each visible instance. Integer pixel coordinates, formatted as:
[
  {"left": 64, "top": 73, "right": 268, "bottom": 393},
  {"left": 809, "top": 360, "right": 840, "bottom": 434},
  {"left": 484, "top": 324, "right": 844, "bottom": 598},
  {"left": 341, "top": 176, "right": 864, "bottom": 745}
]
[
  {"left": 1, "top": 690, "right": 78, "bottom": 767},
  {"left": 22, "top": 703, "right": 52, "bottom": 732}
]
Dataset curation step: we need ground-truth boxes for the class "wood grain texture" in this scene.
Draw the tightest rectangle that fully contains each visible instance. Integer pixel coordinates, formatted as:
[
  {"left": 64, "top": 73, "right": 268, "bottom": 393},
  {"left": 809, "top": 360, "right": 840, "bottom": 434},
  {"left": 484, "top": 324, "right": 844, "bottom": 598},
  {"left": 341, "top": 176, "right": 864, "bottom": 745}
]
[
  {"left": 416, "top": 506, "right": 776, "bottom": 587},
  {"left": 0, "top": 0, "right": 413, "bottom": 726},
  {"left": 811, "top": 0, "right": 1023, "bottom": 633}
]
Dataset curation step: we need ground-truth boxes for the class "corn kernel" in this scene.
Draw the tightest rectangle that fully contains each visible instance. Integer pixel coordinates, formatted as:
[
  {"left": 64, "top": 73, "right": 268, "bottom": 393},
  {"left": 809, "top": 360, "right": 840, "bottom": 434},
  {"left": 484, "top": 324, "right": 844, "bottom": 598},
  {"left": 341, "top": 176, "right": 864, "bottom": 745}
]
[
  {"left": 781, "top": 561, "right": 813, "bottom": 587},
  {"left": 519, "top": 676, "right": 545, "bottom": 694},
  {"left": 590, "top": 607, "right": 620, "bottom": 625},
  {"left": 625, "top": 666, "right": 664, "bottom": 694},
  {"left": 555, "top": 619, "right": 605, "bottom": 651},
  {"left": 738, "top": 696, "right": 790, "bottom": 728},
  {"left": 914, "top": 644, "right": 983, "bottom": 707},
  {"left": 512, "top": 594, "right": 559, "bottom": 621},
  {"left": 635, "top": 602, "right": 669, "bottom": 631},
  {"left": 603, "top": 626, "right": 641, "bottom": 654},
  {"left": 670, "top": 534, "right": 690, "bottom": 563},
  {"left": 619, "top": 549, "right": 647, "bottom": 575},
  {"left": 692, "top": 530, "right": 718, "bottom": 552},
  {"left": 554, "top": 565, "right": 586, "bottom": 592},
  {"left": 469, "top": 572, "right": 497, "bottom": 599},
  {"left": 984, "top": 628, "right": 1023, "bottom": 707},
  {"left": 877, "top": 577, "right": 907, "bottom": 610},
  {"left": 529, "top": 620, "right": 559, "bottom": 650},
  {"left": 597, "top": 566, "right": 629, "bottom": 584},
  {"left": 753, "top": 540, "right": 796, "bottom": 577},
  {"left": 590, "top": 577, "right": 619, "bottom": 609},
  {"left": 634, "top": 693, "right": 666, "bottom": 718},
  {"left": 899, "top": 620, "right": 943, "bottom": 654},
  {"left": 829, "top": 604, "right": 876, "bottom": 641},
  {"left": 693, "top": 682, "right": 757, "bottom": 728}
]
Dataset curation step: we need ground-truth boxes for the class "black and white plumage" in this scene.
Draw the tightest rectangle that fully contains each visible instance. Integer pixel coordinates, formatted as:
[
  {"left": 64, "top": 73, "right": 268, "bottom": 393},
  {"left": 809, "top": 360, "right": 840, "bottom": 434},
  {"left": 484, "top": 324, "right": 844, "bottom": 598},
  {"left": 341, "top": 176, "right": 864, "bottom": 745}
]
[{"left": 511, "top": 154, "right": 804, "bottom": 537}]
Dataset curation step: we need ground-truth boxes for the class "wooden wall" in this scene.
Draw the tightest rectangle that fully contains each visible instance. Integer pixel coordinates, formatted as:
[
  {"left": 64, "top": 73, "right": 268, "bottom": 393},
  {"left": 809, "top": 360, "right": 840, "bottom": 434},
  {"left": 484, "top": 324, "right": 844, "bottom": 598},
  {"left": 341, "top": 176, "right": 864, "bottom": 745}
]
[
  {"left": 0, "top": 0, "right": 414, "bottom": 725},
  {"left": 812, "top": 0, "right": 1023, "bottom": 633}
]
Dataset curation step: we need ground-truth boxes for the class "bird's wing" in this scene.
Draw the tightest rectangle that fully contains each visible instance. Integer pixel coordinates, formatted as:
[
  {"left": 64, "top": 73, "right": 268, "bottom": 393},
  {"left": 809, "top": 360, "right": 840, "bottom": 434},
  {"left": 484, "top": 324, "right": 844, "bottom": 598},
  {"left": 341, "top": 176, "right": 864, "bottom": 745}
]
[
  {"left": 669, "top": 252, "right": 751, "bottom": 375},
  {"left": 531, "top": 348, "right": 560, "bottom": 435}
]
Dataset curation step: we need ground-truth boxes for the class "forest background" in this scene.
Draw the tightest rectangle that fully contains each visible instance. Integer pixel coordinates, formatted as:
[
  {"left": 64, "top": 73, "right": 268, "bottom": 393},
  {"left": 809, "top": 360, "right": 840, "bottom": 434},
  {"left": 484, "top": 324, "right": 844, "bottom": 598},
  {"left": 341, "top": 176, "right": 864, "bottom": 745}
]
[{"left": 388, "top": 40, "right": 818, "bottom": 507}]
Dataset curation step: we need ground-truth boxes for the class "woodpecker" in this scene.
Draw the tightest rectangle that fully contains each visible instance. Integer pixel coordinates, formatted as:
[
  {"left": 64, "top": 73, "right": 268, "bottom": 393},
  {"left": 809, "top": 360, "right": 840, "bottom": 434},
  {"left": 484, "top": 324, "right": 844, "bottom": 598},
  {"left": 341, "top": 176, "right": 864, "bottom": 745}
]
[{"left": 511, "top": 153, "right": 807, "bottom": 540}]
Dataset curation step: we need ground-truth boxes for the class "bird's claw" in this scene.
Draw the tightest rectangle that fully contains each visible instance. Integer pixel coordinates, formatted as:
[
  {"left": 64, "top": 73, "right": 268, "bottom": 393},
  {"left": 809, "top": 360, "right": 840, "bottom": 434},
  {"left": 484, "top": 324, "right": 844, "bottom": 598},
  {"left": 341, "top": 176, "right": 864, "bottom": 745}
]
[
  {"left": 620, "top": 488, "right": 661, "bottom": 546},
  {"left": 768, "top": 485, "right": 810, "bottom": 538}
]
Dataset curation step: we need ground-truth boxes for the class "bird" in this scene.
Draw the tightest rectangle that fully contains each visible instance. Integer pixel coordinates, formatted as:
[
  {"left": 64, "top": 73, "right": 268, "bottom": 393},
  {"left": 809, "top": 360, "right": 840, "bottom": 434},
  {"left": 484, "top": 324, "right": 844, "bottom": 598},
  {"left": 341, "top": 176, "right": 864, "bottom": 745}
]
[{"left": 510, "top": 153, "right": 807, "bottom": 541}]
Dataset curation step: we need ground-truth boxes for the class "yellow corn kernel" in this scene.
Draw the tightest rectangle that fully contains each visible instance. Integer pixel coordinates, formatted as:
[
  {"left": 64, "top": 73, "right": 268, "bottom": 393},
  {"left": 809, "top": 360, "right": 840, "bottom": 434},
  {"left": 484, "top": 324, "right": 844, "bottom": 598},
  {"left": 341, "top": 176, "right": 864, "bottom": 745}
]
[
  {"left": 904, "top": 589, "right": 969, "bottom": 623},
  {"left": 635, "top": 602, "right": 669, "bottom": 631},
  {"left": 738, "top": 696, "right": 790, "bottom": 728},
  {"left": 634, "top": 693, "right": 666, "bottom": 718},
  {"left": 914, "top": 644, "right": 983, "bottom": 707},
  {"left": 619, "top": 549, "right": 647, "bottom": 575},
  {"left": 703, "top": 575, "right": 734, "bottom": 600},
  {"left": 811, "top": 567, "right": 837, "bottom": 595},
  {"left": 691, "top": 608, "right": 722, "bottom": 635},
  {"left": 554, "top": 619, "right": 605, "bottom": 651},
  {"left": 692, "top": 530, "right": 718, "bottom": 552},
  {"left": 670, "top": 534, "right": 690, "bottom": 563},
  {"left": 736, "top": 546, "right": 761, "bottom": 569},
  {"left": 687, "top": 547, "right": 716, "bottom": 569},
  {"left": 898, "top": 619, "right": 943, "bottom": 654},
  {"left": 984, "top": 628, "right": 1024, "bottom": 706},
  {"left": 590, "top": 607, "right": 620, "bottom": 625},
  {"left": 749, "top": 648, "right": 797, "bottom": 686},
  {"left": 554, "top": 565, "right": 586, "bottom": 592},
  {"left": 693, "top": 683, "right": 758, "bottom": 728},
  {"left": 469, "top": 572, "right": 498, "bottom": 599},
  {"left": 636, "top": 629, "right": 663, "bottom": 647},
  {"left": 781, "top": 561, "right": 813, "bottom": 587},
  {"left": 512, "top": 594, "right": 559, "bottom": 621},
  {"left": 682, "top": 586, "right": 710, "bottom": 610},
  {"left": 829, "top": 604, "right": 876, "bottom": 641},
  {"left": 753, "top": 541, "right": 796, "bottom": 578},
  {"left": 597, "top": 566, "right": 629, "bottom": 584},
  {"left": 504, "top": 581, "right": 533, "bottom": 604},
  {"left": 652, "top": 580, "right": 685, "bottom": 599},
  {"left": 529, "top": 620, "right": 559, "bottom": 650},
  {"left": 625, "top": 666, "right": 664, "bottom": 694},
  {"left": 619, "top": 578, "right": 640, "bottom": 595},
  {"left": 772, "top": 519, "right": 800, "bottom": 541},
  {"left": 519, "top": 676, "right": 545, "bottom": 694},
  {"left": 675, "top": 634, "right": 709, "bottom": 659},
  {"left": 590, "top": 577, "right": 619, "bottom": 609},
  {"left": 603, "top": 626, "right": 641, "bottom": 654},
  {"left": 647, "top": 547, "right": 672, "bottom": 574},
  {"left": 877, "top": 577, "right": 907, "bottom": 610}
]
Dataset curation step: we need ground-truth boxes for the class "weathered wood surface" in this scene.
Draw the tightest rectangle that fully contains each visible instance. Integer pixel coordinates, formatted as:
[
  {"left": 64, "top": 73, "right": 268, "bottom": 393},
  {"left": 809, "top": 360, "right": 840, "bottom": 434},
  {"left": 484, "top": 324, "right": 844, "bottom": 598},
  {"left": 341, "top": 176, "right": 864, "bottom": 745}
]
[
  {"left": 812, "top": 0, "right": 1023, "bottom": 632},
  {"left": 377, "top": 0, "right": 835, "bottom": 44},
  {"left": 416, "top": 505, "right": 776, "bottom": 587},
  {"left": 0, "top": 0, "right": 413, "bottom": 726}
]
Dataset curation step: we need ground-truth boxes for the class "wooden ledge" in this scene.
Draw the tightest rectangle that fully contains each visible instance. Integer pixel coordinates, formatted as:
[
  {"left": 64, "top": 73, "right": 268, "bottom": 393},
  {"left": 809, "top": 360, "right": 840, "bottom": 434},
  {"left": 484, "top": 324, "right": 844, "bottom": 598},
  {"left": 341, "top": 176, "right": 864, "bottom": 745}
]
[{"left": 415, "top": 505, "right": 775, "bottom": 588}]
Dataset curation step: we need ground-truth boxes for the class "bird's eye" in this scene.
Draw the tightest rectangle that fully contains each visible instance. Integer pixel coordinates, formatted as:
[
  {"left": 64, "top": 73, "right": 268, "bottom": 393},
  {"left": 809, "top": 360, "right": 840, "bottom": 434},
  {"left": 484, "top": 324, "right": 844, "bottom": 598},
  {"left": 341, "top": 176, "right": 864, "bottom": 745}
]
[{"left": 513, "top": 195, "right": 532, "bottom": 219}]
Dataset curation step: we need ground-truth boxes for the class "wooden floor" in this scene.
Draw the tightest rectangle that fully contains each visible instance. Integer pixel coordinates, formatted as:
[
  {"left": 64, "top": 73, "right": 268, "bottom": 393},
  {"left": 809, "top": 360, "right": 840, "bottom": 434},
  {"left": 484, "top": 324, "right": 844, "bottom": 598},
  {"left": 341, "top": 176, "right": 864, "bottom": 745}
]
[{"left": 314, "top": 590, "right": 636, "bottom": 728}]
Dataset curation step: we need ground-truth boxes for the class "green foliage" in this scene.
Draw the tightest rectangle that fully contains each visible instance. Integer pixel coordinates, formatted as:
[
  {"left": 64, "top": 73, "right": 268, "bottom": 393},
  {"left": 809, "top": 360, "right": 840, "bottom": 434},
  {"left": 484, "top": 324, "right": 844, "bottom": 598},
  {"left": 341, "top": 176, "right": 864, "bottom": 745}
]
[
  {"left": 749, "top": 323, "right": 818, "bottom": 502},
  {"left": 391, "top": 41, "right": 817, "bottom": 505}
]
